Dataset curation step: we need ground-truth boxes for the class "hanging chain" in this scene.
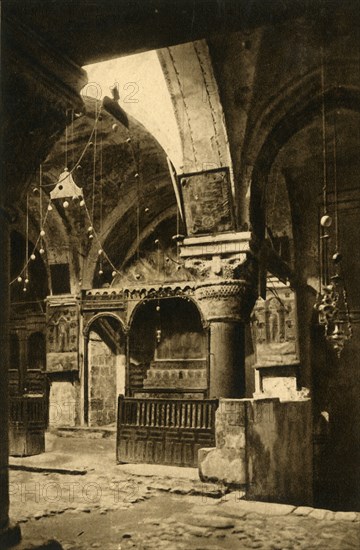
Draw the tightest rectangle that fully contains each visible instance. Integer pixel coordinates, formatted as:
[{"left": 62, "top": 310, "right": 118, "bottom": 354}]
[
  {"left": 320, "top": 47, "right": 329, "bottom": 288},
  {"left": 315, "top": 47, "right": 352, "bottom": 357},
  {"left": 333, "top": 114, "right": 339, "bottom": 253}
]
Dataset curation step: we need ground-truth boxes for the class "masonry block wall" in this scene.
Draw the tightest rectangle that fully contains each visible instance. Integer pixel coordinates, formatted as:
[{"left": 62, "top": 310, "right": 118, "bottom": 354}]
[
  {"left": 48, "top": 380, "right": 78, "bottom": 428},
  {"left": 89, "top": 335, "right": 117, "bottom": 426},
  {"left": 199, "top": 397, "right": 313, "bottom": 507}
]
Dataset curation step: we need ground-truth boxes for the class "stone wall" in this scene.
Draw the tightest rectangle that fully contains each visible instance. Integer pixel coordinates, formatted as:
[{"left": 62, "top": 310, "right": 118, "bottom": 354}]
[
  {"left": 246, "top": 398, "right": 313, "bottom": 505},
  {"left": 48, "top": 380, "right": 77, "bottom": 427},
  {"left": 88, "top": 335, "right": 117, "bottom": 426},
  {"left": 199, "top": 398, "right": 247, "bottom": 486},
  {"left": 199, "top": 397, "right": 313, "bottom": 507}
]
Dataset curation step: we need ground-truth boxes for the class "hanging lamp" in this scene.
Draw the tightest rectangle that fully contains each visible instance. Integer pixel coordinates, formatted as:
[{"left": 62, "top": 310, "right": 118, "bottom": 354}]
[
  {"left": 50, "top": 168, "right": 83, "bottom": 207},
  {"left": 315, "top": 55, "right": 352, "bottom": 357}
]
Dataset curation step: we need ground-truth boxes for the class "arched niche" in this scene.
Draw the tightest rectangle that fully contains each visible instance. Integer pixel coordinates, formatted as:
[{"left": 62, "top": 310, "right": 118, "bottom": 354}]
[
  {"left": 250, "top": 91, "right": 360, "bottom": 510},
  {"left": 249, "top": 86, "right": 360, "bottom": 242},
  {"left": 84, "top": 314, "right": 126, "bottom": 427},
  {"left": 128, "top": 297, "right": 208, "bottom": 399}
]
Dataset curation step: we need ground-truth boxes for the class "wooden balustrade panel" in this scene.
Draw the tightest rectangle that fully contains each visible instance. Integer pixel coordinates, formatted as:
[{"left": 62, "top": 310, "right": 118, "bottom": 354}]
[
  {"left": 9, "top": 396, "right": 46, "bottom": 457},
  {"left": 117, "top": 396, "right": 218, "bottom": 467}
]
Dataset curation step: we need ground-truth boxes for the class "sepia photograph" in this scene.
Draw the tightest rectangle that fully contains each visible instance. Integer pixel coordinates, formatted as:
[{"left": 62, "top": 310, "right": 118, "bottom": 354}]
[{"left": 0, "top": 1, "right": 359, "bottom": 548}]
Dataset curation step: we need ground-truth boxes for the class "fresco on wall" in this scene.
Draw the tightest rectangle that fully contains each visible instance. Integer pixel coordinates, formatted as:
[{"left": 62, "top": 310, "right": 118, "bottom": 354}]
[
  {"left": 46, "top": 305, "right": 79, "bottom": 372},
  {"left": 179, "top": 168, "right": 235, "bottom": 235},
  {"left": 252, "top": 282, "right": 299, "bottom": 367}
]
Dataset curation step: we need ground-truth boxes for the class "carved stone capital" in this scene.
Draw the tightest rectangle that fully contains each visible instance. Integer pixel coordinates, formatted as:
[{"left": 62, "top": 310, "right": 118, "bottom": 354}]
[
  {"left": 195, "top": 279, "right": 257, "bottom": 323},
  {"left": 181, "top": 231, "right": 253, "bottom": 281}
]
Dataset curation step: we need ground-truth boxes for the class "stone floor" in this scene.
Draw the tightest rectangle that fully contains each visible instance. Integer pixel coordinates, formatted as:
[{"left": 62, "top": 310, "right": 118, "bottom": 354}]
[{"left": 8, "top": 434, "right": 360, "bottom": 550}]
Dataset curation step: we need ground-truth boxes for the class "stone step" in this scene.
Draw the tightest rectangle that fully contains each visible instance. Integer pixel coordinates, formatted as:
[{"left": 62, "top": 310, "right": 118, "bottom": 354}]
[{"left": 50, "top": 425, "right": 116, "bottom": 440}]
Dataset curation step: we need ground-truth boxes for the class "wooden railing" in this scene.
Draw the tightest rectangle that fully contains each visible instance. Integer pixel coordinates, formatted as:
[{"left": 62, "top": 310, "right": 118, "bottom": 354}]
[
  {"left": 117, "top": 395, "right": 218, "bottom": 467},
  {"left": 118, "top": 395, "right": 217, "bottom": 430},
  {"left": 9, "top": 395, "right": 46, "bottom": 456}
]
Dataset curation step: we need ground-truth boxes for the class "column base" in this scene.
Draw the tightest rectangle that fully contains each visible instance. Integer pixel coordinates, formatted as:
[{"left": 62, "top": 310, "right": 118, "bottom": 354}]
[
  {"left": 0, "top": 522, "right": 21, "bottom": 548},
  {"left": 0, "top": 524, "right": 64, "bottom": 549}
]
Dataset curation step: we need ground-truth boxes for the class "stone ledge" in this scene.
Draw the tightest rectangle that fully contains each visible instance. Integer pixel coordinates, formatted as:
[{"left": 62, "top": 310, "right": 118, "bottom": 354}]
[
  {"left": 218, "top": 499, "right": 295, "bottom": 516},
  {"left": 309, "top": 508, "right": 335, "bottom": 521},
  {"left": 292, "top": 506, "right": 314, "bottom": 516},
  {"left": 9, "top": 464, "right": 86, "bottom": 476},
  {"left": 215, "top": 497, "right": 360, "bottom": 521},
  {"left": 334, "top": 511, "right": 359, "bottom": 522},
  {"left": 51, "top": 426, "right": 116, "bottom": 440}
]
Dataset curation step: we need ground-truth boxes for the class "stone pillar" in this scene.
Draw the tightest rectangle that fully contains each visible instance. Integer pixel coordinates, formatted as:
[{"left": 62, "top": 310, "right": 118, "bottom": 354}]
[
  {"left": 195, "top": 280, "right": 256, "bottom": 398},
  {"left": 209, "top": 321, "right": 245, "bottom": 398},
  {"left": 1, "top": 18, "right": 86, "bottom": 540},
  {"left": 180, "top": 232, "right": 258, "bottom": 399},
  {"left": 0, "top": 210, "right": 10, "bottom": 531},
  {"left": 0, "top": 210, "right": 21, "bottom": 546}
]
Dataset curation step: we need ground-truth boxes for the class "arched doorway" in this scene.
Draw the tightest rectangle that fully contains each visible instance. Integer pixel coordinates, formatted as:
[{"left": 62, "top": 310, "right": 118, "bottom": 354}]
[
  {"left": 84, "top": 315, "right": 126, "bottom": 427},
  {"left": 128, "top": 297, "right": 208, "bottom": 398},
  {"left": 117, "top": 296, "right": 217, "bottom": 467}
]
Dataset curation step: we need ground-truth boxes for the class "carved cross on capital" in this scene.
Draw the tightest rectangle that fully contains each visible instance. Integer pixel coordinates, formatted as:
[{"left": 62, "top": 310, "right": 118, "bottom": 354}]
[
  {"left": 180, "top": 230, "right": 258, "bottom": 281},
  {"left": 179, "top": 231, "right": 258, "bottom": 323}
]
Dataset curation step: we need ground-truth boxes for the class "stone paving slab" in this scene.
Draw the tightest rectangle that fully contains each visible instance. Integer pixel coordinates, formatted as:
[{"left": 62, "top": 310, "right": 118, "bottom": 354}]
[
  {"left": 15, "top": 491, "right": 360, "bottom": 550},
  {"left": 9, "top": 460, "right": 87, "bottom": 476},
  {"left": 9, "top": 439, "right": 89, "bottom": 475},
  {"left": 309, "top": 508, "right": 335, "bottom": 521},
  {"left": 334, "top": 511, "right": 359, "bottom": 522},
  {"left": 210, "top": 496, "right": 360, "bottom": 522},
  {"left": 118, "top": 462, "right": 199, "bottom": 480},
  {"left": 217, "top": 498, "right": 295, "bottom": 516},
  {"left": 292, "top": 506, "right": 315, "bottom": 516},
  {"left": 177, "top": 513, "right": 236, "bottom": 529},
  {"left": 53, "top": 426, "right": 116, "bottom": 440},
  {"left": 9, "top": 434, "right": 360, "bottom": 528}
]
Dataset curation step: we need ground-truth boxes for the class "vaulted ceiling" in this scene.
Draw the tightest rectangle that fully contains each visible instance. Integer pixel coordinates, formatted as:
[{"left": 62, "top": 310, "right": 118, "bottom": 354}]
[
  {"left": 2, "top": 0, "right": 318, "bottom": 64},
  {"left": 6, "top": 0, "right": 360, "bottom": 299}
]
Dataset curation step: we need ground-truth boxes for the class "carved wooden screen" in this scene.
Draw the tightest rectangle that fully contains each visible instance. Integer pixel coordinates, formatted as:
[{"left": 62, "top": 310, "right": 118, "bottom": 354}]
[{"left": 117, "top": 396, "right": 218, "bottom": 467}]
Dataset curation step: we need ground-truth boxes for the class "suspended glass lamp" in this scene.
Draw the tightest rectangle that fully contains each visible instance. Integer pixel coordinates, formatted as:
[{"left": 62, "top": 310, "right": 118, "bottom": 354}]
[
  {"left": 50, "top": 168, "right": 83, "bottom": 206},
  {"left": 317, "top": 279, "right": 352, "bottom": 358},
  {"left": 314, "top": 62, "right": 352, "bottom": 357}
]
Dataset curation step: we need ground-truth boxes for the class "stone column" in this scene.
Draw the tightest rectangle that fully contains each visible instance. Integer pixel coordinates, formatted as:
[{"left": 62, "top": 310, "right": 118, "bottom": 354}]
[
  {"left": 1, "top": 18, "right": 86, "bottom": 540},
  {"left": 195, "top": 280, "right": 256, "bottom": 398},
  {"left": 0, "top": 211, "right": 10, "bottom": 532},
  {"left": 0, "top": 210, "right": 21, "bottom": 546},
  {"left": 209, "top": 321, "right": 245, "bottom": 398},
  {"left": 83, "top": 334, "right": 89, "bottom": 426}
]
